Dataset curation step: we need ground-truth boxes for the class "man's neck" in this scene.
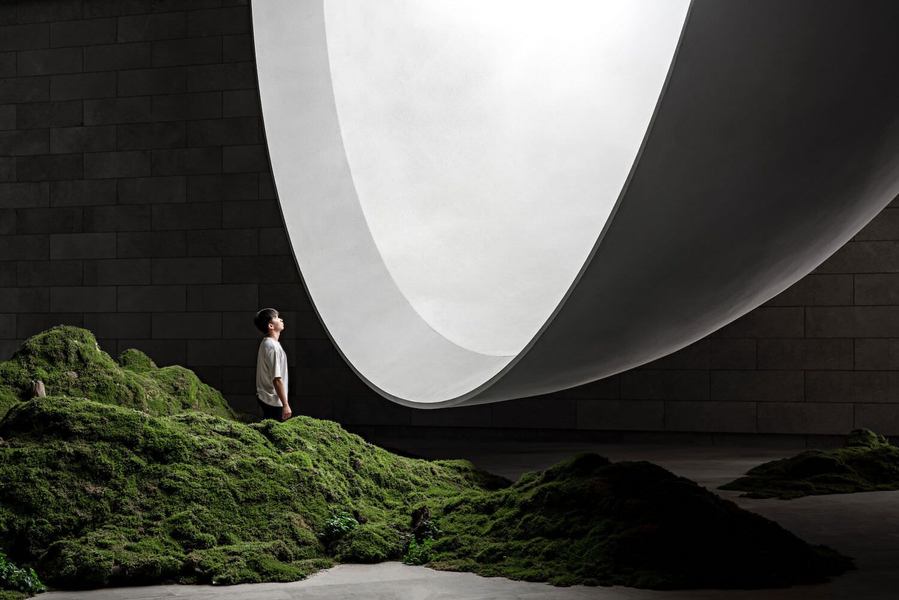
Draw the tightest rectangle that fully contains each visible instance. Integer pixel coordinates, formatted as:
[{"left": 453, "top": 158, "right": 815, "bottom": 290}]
[{"left": 266, "top": 331, "right": 280, "bottom": 342}]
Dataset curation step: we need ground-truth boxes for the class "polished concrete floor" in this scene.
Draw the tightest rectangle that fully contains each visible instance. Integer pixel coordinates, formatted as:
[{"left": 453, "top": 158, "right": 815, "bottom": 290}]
[{"left": 43, "top": 440, "right": 899, "bottom": 599}]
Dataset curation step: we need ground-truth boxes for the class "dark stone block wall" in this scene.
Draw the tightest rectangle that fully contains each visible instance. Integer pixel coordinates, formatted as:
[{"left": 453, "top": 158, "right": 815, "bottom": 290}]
[
  {"left": 0, "top": 0, "right": 316, "bottom": 418},
  {"left": 1, "top": 0, "right": 898, "bottom": 439}
]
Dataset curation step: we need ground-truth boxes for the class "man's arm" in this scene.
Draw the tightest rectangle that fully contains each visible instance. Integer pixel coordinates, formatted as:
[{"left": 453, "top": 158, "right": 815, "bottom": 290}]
[{"left": 273, "top": 377, "right": 291, "bottom": 420}]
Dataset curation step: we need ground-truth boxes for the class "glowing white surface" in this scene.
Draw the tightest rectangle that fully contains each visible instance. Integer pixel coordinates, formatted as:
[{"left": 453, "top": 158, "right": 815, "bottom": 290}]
[
  {"left": 254, "top": 0, "right": 899, "bottom": 406},
  {"left": 325, "top": 0, "right": 690, "bottom": 356}
]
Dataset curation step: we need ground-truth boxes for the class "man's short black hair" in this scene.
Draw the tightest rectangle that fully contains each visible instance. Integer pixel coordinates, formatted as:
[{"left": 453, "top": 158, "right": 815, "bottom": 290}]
[{"left": 253, "top": 308, "right": 279, "bottom": 334}]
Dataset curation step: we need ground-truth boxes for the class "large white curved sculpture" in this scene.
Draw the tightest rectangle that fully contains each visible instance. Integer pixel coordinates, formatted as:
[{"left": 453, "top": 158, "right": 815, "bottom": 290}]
[{"left": 252, "top": 0, "right": 899, "bottom": 407}]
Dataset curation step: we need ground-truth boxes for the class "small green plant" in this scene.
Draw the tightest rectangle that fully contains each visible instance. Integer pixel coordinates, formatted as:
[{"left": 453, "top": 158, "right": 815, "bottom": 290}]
[
  {"left": 402, "top": 537, "right": 434, "bottom": 566},
  {"left": 321, "top": 512, "right": 359, "bottom": 546},
  {"left": 0, "top": 552, "right": 45, "bottom": 596}
]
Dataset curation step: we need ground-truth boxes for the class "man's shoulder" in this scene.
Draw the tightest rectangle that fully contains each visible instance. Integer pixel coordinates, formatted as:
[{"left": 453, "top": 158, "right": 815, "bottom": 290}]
[{"left": 259, "top": 337, "right": 283, "bottom": 351}]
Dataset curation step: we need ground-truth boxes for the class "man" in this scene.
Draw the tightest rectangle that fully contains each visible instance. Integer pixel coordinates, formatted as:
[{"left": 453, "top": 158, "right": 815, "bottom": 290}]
[{"left": 253, "top": 307, "right": 292, "bottom": 421}]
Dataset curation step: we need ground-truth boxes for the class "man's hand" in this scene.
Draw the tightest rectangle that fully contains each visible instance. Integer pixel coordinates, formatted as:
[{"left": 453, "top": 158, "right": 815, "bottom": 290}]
[{"left": 273, "top": 377, "right": 290, "bottom": 420}]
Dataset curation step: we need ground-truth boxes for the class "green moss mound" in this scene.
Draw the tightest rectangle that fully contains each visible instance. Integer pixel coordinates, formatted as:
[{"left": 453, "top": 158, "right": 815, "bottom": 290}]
[
  {"left": 720, "top": 429, "right": 899, "bottom": 499},
  {"left": 117, "top": 348, "right": 157, "bottom": 372},
  {"left": 0, "top": 327, "right": 853, "bottom": 591},
  {"left": 0, "top": 326, "right": 233, "bottom": 420},
  {"left": 0, "top": 396, "right": 501, "bottom": 589},
  {"left": 0, "top": 400, "right": 851, "bottom": 591},
  {"left": 427, "top": 454, "right": 850, "bottom": 588}
]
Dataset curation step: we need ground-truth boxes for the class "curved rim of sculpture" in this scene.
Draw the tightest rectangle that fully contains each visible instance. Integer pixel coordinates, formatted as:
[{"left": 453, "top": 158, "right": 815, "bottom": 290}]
[{"left": 252, "top": 0, "right": 899, "bottom": 408}]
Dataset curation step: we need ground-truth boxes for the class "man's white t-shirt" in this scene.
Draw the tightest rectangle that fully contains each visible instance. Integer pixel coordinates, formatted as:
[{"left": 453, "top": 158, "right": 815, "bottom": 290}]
[{"left": 256, "top": 337, "right": 288, "bottom": 407}]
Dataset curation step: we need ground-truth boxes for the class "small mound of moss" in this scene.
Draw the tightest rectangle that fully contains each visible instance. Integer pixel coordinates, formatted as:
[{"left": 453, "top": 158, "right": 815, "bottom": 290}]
[
  {"left": 720, "top": 429, "right": 899, "bottom": 499},
  {"left": 118, "top": 349, "right": 157, "bottom": 372},
  {"left": 0, "top": 326, "right": 233, "bottom": 420},
  {"left": 427, "top": 454, "right": 850, "bottom": 588}
]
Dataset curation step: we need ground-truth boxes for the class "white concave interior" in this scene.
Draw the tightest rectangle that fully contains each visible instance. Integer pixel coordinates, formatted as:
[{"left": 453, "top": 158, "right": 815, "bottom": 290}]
[
  {"left": 253, "top": 0, "right": 689, "bottom": 403},
  {"left": 324, "top": 0, "right": 690, "bottom": 357}
]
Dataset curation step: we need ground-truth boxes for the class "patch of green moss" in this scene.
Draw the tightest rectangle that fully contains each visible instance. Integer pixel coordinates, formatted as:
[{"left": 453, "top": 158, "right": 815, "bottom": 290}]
[
  {"left": 0, "top": 390, "right": 17, "bottom": 422},
  {"left": 0, "top": 396, "right": 497, "bottom": 589},
  {"left": 427, "top": 454, "right": 850, "bottom": 588},
  {"left": 185, "top": 544, "right": 332, "bottom": 586},
  {"left": 117, "top": 349, "right": 157, "bottom": 373},
  {"left": 0, "top": 328, "right": 855, "bottom": 591},
  {"left": 0, "top": 326, "right": 233, "bottom": 420},
  {"left": 0, "top": 395, "right": 852, "bottom": 591},
  {"left": 720, "top": 429, "right": 899, "bottom": 499},
  {"left": 334, "top": 522, "right": 403, "bottom": 563}
]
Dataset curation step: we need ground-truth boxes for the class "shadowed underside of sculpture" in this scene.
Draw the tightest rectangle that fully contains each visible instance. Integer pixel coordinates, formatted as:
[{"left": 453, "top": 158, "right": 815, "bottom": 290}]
[{"left": 252, "top": 0, "right": 899, "bottom": 407}]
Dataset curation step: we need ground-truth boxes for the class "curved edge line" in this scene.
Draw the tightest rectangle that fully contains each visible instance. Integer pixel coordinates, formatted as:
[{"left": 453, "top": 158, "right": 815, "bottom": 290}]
[
  {"left": 376, "top": 0, "right": 699, "bottom": 409},
  {"left": 446, "top": 0, "right": 699, "bottom": 406},
  {"left": 250, "top": 0, "right": 513, "bottom": 410},
  {"left": 320, "top": 3, "right": 516, "bottom": 361},
  {"left": 253, "top": 0, "right": 695, "bottom": 408}
]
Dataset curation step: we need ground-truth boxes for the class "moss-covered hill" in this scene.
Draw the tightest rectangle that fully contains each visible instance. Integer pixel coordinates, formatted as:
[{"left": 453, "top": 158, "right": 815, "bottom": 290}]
[
  {"left": 721, "top": 429, "right": 899, "bottom": 499},
  {"left": 429, "top": 454, "right": 850, "bottom": 588},
  {"left": 0, "top": 327, "right": 852, "bottom": 591},
  {"left": 0, "top": 326, "right": 233, "bottom": 421},
  {"left": 0, "top": 399, "right": 852, "bottom": 591},
  {"left": 0, "top": 396, "right": 502, "bottom": 589}
]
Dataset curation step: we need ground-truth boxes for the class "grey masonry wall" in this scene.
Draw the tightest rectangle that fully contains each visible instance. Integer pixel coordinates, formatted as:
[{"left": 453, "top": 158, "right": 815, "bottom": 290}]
[{"left": 2, "top": 0, "right": 899, "bottom": 441}]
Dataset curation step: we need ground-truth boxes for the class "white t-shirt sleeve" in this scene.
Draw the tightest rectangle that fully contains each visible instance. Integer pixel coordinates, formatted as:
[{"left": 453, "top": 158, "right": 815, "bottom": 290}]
[{"left": 266, "top": 345, "right": 283, "bottom": 380}]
